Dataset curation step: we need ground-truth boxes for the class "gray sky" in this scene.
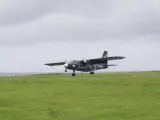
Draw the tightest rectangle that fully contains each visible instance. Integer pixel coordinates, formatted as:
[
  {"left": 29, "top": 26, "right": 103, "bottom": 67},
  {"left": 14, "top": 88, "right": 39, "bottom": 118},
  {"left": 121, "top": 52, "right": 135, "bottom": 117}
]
[{"left": 0, "top": 0, "right": 160, "bottom": 73}]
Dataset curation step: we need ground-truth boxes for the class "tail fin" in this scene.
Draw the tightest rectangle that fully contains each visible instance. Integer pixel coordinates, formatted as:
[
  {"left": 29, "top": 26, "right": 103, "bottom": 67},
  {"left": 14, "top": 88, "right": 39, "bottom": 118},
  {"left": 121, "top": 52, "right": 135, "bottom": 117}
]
[{"left": 102, "top": 51, "right": 108, "bottom": 58}]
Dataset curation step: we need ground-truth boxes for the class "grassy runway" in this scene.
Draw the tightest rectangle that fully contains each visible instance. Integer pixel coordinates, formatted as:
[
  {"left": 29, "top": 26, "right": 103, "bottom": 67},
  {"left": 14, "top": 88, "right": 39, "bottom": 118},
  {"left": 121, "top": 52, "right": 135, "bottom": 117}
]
[{"left": 0, "top": 72, "right": 160, "bottom": 120}]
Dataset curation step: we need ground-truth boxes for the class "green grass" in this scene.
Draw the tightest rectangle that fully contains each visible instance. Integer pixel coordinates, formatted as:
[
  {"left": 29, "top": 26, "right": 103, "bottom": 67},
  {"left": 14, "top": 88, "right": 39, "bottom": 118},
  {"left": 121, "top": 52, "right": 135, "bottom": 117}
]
[{"left": 0, "top": 72, "right": 160, "bottom": 120}]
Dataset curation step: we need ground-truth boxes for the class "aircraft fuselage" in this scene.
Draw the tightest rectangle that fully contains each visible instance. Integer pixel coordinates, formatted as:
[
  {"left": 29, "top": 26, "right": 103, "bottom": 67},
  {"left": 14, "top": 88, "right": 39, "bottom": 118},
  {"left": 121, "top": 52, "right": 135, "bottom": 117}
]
[
  {"left": 44, "top": 50, "right": 125, "bottom": 76},
  {"left": 66, "top": 63, "right": 108, "bottom": 72}
]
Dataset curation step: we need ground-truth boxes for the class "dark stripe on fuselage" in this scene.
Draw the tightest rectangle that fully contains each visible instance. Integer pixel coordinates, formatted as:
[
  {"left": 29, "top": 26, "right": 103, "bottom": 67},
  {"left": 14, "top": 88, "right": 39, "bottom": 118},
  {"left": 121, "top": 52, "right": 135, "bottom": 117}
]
[{"left": 67, "top": 63, "right": 108, "bottom": 72}]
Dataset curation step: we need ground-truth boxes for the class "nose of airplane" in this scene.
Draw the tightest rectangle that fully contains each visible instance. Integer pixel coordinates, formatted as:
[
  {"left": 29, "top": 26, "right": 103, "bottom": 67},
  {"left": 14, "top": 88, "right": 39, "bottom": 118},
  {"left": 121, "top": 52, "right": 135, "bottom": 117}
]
[{"left": 64, "top": 63, "right": 68, "bottom": 67}]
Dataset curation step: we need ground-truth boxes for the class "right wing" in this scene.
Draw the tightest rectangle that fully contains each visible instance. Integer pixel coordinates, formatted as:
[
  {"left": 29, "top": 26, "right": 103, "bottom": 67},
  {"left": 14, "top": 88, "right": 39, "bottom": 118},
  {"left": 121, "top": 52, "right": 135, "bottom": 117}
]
[
  {"left": 44, "top": 62, "right": 65, "bottom": 66},
  {"left": 80, "top": 58, "right": 107, "bottom": 65}
]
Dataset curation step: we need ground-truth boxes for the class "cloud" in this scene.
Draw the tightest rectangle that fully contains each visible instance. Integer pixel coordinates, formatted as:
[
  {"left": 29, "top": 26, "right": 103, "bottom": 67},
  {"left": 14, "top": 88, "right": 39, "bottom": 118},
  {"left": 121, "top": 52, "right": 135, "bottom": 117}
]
[
  {"left": 0, "top": 0, "right": 113, "bottom": 26},
  {"left": 0, "top": 0, "right": 160, "bottom": 46},
  {"left": 0, "top": 0, "right": 160, "bottom": 72},
  {"left": 0, "top": 1, "right": 40, "bottom": 25}
]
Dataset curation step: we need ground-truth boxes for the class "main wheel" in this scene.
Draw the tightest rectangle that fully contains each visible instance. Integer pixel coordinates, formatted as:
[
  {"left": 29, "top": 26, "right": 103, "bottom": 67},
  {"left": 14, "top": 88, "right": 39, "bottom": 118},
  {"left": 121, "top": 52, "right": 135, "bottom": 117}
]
[
  {"left": 72, "top": 73, "right": 76, "bottom": 76},
  {"left": 65, "top": 69, "right": 67, "bottom": 72},
  {"left": 90, "top": 72, "right": 94, "bottom": 75}
]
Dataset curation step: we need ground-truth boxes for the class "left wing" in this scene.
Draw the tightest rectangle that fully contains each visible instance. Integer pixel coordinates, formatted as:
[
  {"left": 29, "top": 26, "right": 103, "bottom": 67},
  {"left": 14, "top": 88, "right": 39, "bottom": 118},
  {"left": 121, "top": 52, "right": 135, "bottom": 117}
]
[{"left": 45, "top": 62, "right": 65, "bottom": 66}]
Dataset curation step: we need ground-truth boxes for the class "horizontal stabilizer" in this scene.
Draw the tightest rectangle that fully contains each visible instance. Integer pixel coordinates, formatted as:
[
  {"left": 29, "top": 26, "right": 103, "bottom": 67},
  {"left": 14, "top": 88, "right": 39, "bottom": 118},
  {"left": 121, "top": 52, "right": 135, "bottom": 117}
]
[
  {"left": 108, "top": 64, "right": 118, "bottom": 66},
  {"left": 45, "top": 62, "right": 65, "bottom": 66},
  {"left": 108, "top": 56, "right": 125, "bottom": 60}
]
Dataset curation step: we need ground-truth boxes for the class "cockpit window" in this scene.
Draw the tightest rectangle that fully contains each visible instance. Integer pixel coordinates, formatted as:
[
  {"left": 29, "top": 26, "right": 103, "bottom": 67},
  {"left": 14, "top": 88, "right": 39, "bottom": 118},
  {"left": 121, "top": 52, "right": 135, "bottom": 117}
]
[{"left": 68, "top": 60, "right": 77, "bottom": 64}]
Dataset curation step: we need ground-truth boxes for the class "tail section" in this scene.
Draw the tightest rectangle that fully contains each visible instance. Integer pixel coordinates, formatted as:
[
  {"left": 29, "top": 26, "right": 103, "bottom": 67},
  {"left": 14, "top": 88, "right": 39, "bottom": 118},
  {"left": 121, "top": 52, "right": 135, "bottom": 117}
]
[
  {"left": 102, "top": 51, "right": 108, "bottom": 58},
  {"left": 102, "top": 51, "right": 108, "bottom": 68}
]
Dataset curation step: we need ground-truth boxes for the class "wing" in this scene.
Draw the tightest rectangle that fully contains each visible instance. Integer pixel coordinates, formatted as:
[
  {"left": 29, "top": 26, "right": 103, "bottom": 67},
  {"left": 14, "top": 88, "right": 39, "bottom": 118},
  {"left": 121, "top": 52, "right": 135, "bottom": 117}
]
[
  {"left": 108, "top": 64, "right": 118, "bottom": 66},
  {"left": 83, "top": 58, "right": 107, "bottom": 65},
  {"left": 80, "top": 56, "right": 125, "bottom": 65},
  {"left": 108, "top": 56, "right": 125, "bottom": 61},
  {"left": 44, "top": 62, "right": 65, "bottom": 66}
]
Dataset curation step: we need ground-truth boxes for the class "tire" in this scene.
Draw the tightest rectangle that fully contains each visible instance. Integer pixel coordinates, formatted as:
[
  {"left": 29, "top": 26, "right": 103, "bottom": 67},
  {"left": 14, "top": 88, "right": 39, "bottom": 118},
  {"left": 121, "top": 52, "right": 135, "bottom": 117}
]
[
  {"left": 72, "top": 73, "right": 76, "bottom": 76},
  {"left": 90, "top": 72, "right": 94, "bottom": 75}
]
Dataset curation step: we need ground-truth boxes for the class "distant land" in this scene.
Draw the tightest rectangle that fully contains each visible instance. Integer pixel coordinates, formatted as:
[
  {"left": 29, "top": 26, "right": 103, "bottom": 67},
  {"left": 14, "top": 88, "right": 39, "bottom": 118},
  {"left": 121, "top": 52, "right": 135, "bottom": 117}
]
[
  {"left": 0, "top": 70, "right": 159, "bottom": 77},
  {"left": 0, "top": 73, "right": 31, "bottom": 76}
]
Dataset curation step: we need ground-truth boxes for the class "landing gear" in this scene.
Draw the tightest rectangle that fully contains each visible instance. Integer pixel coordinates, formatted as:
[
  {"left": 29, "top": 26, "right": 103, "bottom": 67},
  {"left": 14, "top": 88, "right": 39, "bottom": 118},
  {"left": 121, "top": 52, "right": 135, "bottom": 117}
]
[
  {"left": 72, "top": 70, "right": 76, "bottom": 76},
  {"left": 65, "top": 69, "right": 67, "bottom": 72},
  {"left": 72, "top": 73, "right": 76, "bottom": 76},
  {"left": 90, "top": 72, "right": 94, "bottom": 75}
]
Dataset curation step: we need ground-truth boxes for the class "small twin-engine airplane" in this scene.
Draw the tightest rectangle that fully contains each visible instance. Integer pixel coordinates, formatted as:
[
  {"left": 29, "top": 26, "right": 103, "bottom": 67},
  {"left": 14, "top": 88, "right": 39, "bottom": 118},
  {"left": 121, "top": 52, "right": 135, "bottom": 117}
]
[{"left": 44, "top": 51, "right": 125, "bottom": 76}]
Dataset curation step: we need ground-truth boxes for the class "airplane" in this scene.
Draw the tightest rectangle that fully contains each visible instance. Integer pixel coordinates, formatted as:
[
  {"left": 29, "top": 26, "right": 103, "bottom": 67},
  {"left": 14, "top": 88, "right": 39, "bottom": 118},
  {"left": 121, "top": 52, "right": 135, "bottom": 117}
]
[{"left": 44, "top": 51, "right": 125, "bottom": 76}]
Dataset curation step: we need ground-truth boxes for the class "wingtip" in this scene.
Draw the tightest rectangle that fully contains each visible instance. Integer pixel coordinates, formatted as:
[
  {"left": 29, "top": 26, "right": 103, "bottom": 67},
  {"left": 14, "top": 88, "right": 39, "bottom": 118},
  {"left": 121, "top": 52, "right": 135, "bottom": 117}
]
[{"left": 44, "top": 63, "right": 50, "bottom": 66}]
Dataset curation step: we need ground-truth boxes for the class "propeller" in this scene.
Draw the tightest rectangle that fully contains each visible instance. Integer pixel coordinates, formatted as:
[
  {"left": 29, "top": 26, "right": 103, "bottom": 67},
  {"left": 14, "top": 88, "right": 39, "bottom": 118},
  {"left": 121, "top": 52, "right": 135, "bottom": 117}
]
[
  {"left": 64, "top": 60, "right": 68, "bottom": 68},
  {"left": 64, "top": 60, "right": 78, "bottom": 68},
  {"left": 83, "top": 59, "right": 87, "bottom": 63},
  {"left": 82, "top": 58, "right": 87, "bottom": 63},
  {"left": 64, "top": 60, "right": 68, "bottom": 72}
]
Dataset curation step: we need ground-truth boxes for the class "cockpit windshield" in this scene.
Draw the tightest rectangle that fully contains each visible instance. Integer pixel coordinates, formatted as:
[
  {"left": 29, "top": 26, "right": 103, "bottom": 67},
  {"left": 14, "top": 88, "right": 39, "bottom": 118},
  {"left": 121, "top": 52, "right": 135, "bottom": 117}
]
[{"left": 68, "top": 60, "right": 77, "bottom": 64}]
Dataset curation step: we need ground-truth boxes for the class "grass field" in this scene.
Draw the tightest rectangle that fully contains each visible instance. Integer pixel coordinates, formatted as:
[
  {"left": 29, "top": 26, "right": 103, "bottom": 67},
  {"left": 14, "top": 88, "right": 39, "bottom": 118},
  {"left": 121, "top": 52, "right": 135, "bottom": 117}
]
[{"left": 0, "top": 72, "right": 160, "bottom": 120}]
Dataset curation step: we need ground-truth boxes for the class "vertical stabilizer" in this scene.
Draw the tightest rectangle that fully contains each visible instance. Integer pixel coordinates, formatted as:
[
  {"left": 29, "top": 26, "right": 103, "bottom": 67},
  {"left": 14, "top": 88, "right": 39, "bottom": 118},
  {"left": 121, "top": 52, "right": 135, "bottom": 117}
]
[{"left": 102, "top": 51, "right": 108, "bottom": 58}]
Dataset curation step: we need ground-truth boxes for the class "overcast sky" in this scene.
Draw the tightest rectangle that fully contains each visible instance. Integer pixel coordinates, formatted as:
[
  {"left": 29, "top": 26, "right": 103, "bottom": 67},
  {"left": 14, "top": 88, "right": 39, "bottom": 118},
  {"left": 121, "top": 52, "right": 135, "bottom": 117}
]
[{"left": 0, "top": 0, "right": 160, "bottom": 73}]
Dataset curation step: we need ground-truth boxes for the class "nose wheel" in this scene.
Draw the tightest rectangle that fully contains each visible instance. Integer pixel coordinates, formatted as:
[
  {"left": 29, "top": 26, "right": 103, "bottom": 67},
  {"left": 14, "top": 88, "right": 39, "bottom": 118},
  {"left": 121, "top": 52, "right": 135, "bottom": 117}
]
[{"left": 90, "top": 72, "right": 94, "bottom": 75}]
